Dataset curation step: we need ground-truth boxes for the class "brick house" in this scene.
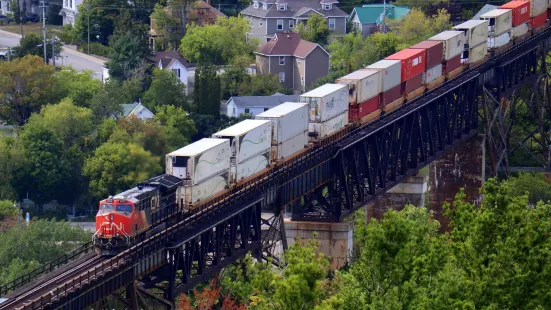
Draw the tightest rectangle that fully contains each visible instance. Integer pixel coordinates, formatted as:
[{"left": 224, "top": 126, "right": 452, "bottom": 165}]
[{"left": 255, "top": 32, "right": 329, "bottom": 92}]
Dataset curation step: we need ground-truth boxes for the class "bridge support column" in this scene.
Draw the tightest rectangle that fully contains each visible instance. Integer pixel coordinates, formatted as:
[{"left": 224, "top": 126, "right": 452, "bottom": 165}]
[
  {"left": 284, "top": 219, "right": 352, "bottom": 270},
  {"left": 365, "top": 174, "right": 429, "bottom": 221}
]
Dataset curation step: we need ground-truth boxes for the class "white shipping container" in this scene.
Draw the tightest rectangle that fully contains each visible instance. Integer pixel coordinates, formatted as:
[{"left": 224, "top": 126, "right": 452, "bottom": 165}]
[
  {"left": 308, "top": 111, "right": 349, "bottom": 139},
  {"left": 453, "top": 20, "right": 488, "bottom": 48},
  {"left": 270, "top": 131, "right": 308, "bottom": 161},
  {"left": 166, "top": 138, "right": 230, "bottom": 185},
  {"left": 488, "top": 31, "right": 511, "bottom": 49},
  {"left": 212, "top": 119, "right": 271, "bottom": 164},
  {"left": 480, "top": 9, "right": 513, "bottom": 37},
  {"left": 511, "top": 22, "right": 530, "bottom": 38},
  {"left": 428, "top": 31, "right": 465, "bottom": 60},
  {"left": 336, "top": 70, "right": 381, "bottom": 105},
  {"left": 255, "top": 102, "right": 309, "bottom": 145},
  {"left": 469, "top": 42, "right": 488, "bottom": 63},
  {"left": 423, "top": 64, "right": 443, "bottom": 84},
  {"left": 179, "top": 172, "right": 229, "bottom": 207},
  {"left": 300, "top": 84, "right": 349, "bottom": 123},
  {"left": 529, "top": 0, "right": 547, "bottom": 17},
  {"left": 235, "top": 151, "right": 270, "bottom": 182},
  {"left": 364, "top": 59, "right": 402, "bottom": 92}
]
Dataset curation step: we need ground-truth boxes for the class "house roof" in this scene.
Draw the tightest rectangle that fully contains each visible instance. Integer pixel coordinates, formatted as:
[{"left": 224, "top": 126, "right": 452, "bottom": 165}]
[
  {"left": 241, "top": 0, "right": 348, "bottom": 19},
  {"left": 188, "top": 0, "right": 226, "bottom": 25},
  {"left": 152, "top": 50, "right": 190, "bottom": 69},
  {"left": 472, "top": 4, "right": 498, "bottom": 20},
  {"left": 350, "top": 4, "right": 410, "bottom": 24},
  {"left": 121, "top": 102, "right": 153, "bottom": 118},
  {"left": 256, "top": 32, "right": 328, "bottom": 58},
  {"left": 229, "top": 94, "right": 300, "bottom": 108}
]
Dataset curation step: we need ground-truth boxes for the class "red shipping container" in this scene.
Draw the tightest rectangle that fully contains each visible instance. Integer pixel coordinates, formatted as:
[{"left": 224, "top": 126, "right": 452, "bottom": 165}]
[
  {"left": 443, "top": 55, "right": 461, "bottom": 74},
  {"left": 359, "top": 96, "right": 380, "bottom": 118},
  {"left": 500, "top": 1, "right": 531, "bottom": 26},
  {"left": 349, "top": 106, "right": 360, "bottom": 122},
  {"left": 385, "top": 49, "right": 427, "bottom": 82},
  {"left": 380, "top": 84, "right": 402, "bottom": 106},
  {"left": 531, "top": 11, "right": 547, "bottom": 28},
  {"left": 409, "top": 41, "right": 444, "bottom": 69},
  {"left": 402, "top": 73, "right": 423, "bottom": 94}
]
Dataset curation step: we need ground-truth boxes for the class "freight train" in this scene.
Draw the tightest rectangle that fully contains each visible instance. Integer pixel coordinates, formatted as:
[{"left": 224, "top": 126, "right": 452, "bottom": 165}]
[{"left": 95, "top": 0, "right": 551, "bottom": 255}]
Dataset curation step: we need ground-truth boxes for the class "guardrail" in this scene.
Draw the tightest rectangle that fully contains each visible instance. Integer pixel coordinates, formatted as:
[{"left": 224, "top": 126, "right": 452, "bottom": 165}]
[{"left": 0, "top": 241, "right": 94, "bottom": 297}]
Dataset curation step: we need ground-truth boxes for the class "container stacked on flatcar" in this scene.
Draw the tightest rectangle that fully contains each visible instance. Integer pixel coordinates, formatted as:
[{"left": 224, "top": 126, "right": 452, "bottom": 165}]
[
  {"left": 212, "top": 119, "right": 272, "bottom": 183},
  {"left": 481, "top": 9, "right": 513, "bottom": 51},
  {"left": 427, "top": 31, "right": 465, "bottom": 79},
  {"left": 410, "top": 40, "right": 444, "bottom": 90},
  {"left": 364, "top": 60, "right": 403, "bottom": 113},
  {"left": 300, "top": 84, "right": 349, "bottom": 140},
  {"left": 336, "top": 70, "right": 381, "bottom": 123},
  {"left": 385, "top": 48, "right": 427, "bottom": 102},
  {"left": 500, "top": 0, "right": 531, "bottom": 41},
  {"left": 453, "top": 20, "right": 489, "bottom": 66},
  {"left": 256, "top": 102, "right": 309, "bottom": 161},
  {"left": 524, "top": 0, "right": 549, "bottom": 31},
  {"left": 165, "top": 138, "right": 231, "bottom": 209}
]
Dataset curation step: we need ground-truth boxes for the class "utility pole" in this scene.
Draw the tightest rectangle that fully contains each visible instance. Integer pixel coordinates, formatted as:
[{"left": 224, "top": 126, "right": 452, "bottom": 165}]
[
  {"left": 87, "top": 2, "right": 90, "bottom": 54},
  {"left": 40, "top": 0, "right": 47, "bottom": 64},
  {"left": 18, "top": 0, "right": 24, "bottom": 38},
  {"left": 51, "top": 36, "right": 55, "bottom": 66}
]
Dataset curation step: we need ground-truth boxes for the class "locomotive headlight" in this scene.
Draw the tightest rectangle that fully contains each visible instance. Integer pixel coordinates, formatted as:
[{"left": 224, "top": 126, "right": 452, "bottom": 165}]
[{"left": 110, "top": 214, "right": 114, "bottom": 221}]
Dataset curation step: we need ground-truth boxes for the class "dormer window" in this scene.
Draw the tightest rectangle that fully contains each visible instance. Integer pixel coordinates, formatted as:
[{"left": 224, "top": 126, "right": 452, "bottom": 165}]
[
  {"left": 324, "top": 3, "right": 331, "bottom": 10},
  {"left": 278, "top": 4, "right": 287, "bottom": 11},
  {"left": 262, "top": 3, "right": 267, "bottom": 9},
  {"left": 253, "top": 1, "right": 259, "bottom": 8}
]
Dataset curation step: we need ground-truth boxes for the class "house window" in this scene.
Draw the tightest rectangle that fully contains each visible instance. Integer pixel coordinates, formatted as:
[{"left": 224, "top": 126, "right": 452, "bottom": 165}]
[
  {"left": 6, "top": 2, "right": 9, "bottom": 10},
  {"left": 253, "top": 1, "right": 258, "bottom": 8},
  {"left": 279, "top": 72, "right": 285, "bottom": 82},
  {"left": 277, "top": 19, "right": 283, "bottom": 30},
  {"left": 260, "top": 20, "right": 263, "bottom": 26},
  {"left": 301, "top": 76, "right": 304, "bottom": 85},
  {"left": 279, "top": 56, "right": 285, "bottom": 65},
  {"left": 172, "top": 69, "right": 181, "bottom": 78},
  {"left": 233, "top": 107, "right": 236, "bottom": 115},
  {"left": 328, "top": 18, "right": 335, "bottom": 30},
  {"left": 245, "top": 108, "right": 250, "bottom": 114},
  {"left": 264, "top": 108, "right": 269, "bottom": 111},
  {"left": 289, "top": 20, "right": 294, "bottom": 28},
  {"left": 262, "top": 3, "right": 267, "bottom": 9},
  {"left": 278, "top": 4, "right": 286, "bottom": 11},
  {"left": 324, "top": 4, "right": 331, "bottom": 10}
]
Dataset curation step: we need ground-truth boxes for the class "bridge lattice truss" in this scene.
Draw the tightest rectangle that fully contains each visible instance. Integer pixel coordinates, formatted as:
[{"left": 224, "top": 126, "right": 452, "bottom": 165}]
[{"left": 3, "top": 29, "right": 551, "bottom": 310}]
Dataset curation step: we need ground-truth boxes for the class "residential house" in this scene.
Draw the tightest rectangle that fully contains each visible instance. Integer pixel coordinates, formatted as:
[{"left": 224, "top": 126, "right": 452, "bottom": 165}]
[
  {"left": 150, "top": 0, "right": 226, "bottom": 50},
  {"left": 226, "top": 93, "right": 299, "bottom": 117},
  {"left": 1, "top": 0, "right": 38, "bottom": 15},
  {"left": 240, "top": 0, "right": 348, "bottom": 44},
  {"left": 349, "top": 4, "right": 410, "bottom": 36},
  {"left": 255, "top": 32, "right": 330, "bottom": 92},
  {"left": 117, "top": 101, "right": 155, "bottom": 120},
  {"left": 152, "top": 50, "right": 190, "bottom": 95},
  {"left": 0, "top": 0, "right": 10, "bottom": 14},
  {"left": 59, "top": 0, "right": 82, "bottom": 25}
]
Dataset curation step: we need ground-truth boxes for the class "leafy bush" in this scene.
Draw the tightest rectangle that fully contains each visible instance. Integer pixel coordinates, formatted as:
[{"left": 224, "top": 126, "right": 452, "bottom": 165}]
[
  {"left": 78, "top": 42, "right": 112, "bottom": 57},
  {"left": 58, "top": 24, "right": 79, "bottom": 45},
  {"left": 0, "top": 200, "right": 16, "bottom": 220}
]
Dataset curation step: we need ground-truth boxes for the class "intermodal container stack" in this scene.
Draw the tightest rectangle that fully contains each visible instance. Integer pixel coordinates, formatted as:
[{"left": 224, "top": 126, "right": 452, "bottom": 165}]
[
  {"left": 517, "top": 0, "right": 546, "bottom": 17},
  {"left": 166, "top": 138, "right": 231, "bottom": 206},
  {"left": 300, "top": 84, "right": 349, "bottom": 139},
  {"left": 453, "top": 20, "right": 489, "bottom": 64},
  {"left": 256, "top": 102, "right": 309, "bottom": 161},
  {"left": 385, "top": 48, "right": 426, "bottom": 99},
  {"left": 212, "top": 119, "right": 271, "bottom": 182},
  {"left": 481, "top": 9, "right": 513, "bottom": 37},
  {"left": 410, "top": 40, "right": 443, "bottom": 87},
  {"left": 364, "top": 59, "right": 402, "bottom": 108},
  {"left": 336, "top": 70, "right": 380, "bottom": 122},
  {"left": 500, "top": 1, "right": 531, "bottom": 26},
  {"left": 428, "top": 31, "right": 465, "bottom": 77},
  {"left": 530, "top": 11, "right": 548, "bottom": 29}
]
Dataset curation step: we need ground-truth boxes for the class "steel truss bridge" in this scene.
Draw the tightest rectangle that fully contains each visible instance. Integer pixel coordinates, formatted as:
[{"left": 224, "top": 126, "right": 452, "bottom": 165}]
[{"left": 2, "top": 28, "right": 551, "bottom": 310}]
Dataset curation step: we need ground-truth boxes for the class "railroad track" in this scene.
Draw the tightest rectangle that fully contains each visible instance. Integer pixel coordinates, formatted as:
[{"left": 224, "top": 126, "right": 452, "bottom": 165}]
[{"left": 0, "top": 253, "right": 105, "bottom": 310}]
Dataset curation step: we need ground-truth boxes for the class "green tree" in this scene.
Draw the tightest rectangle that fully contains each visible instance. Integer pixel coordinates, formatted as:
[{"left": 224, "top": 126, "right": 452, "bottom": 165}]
[
  {"left": 154, "top": 105, "right": 197, "bottom": 143},
  {"left": 74, "top": 0, "right": 130, "bottom": 45},
  {"left": 143, "top": 68, "right": 189, "bottom": 112},
  {"left": 0, "top": 55, "right": 56, "bottom": 126},
  {"left": 51, "top": 68, "right": 103, "bottom": 108},
  {"left": 505, "top": 172, "right": 551, "bottom": 204},
  {"left": 83, "top": 141, "right": 161, "bottom": 200},
  {"left": 89, "top": 77, "right": 143, "bottom": 120},
  {"left": 194, "top": 64, "right": 221, "bottom": 116},
  {"left": 0, "top": 137, "right": 23, "bottom": 200},
  {"left": 179, "top": 16, "right": 258, "bottom": 65},
  {"left": 296, "top": 14, "right": 330, "bottom": 46},
  {"left": 0, "top": 200, "right": 16, "bottom": 220},
  {"left": 388, "top": 8, "right": 452, "bottom": 49},
  {"left": 150, "top": 3, "right": 182, "bottom": 50},
  {"left": 12, "top": 33, "right": 62, "bottom": 63}
]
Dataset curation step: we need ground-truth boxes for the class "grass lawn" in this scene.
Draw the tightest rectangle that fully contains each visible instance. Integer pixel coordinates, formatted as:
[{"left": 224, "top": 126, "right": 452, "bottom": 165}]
[{"left": 0, "top": 23, "right": 62, "bottom": 37}]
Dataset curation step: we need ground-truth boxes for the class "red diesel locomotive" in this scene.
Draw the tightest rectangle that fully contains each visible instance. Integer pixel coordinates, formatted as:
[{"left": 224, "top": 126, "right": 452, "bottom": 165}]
[{"left": 93, "top": 174, "right": 182, "bottom": 255}]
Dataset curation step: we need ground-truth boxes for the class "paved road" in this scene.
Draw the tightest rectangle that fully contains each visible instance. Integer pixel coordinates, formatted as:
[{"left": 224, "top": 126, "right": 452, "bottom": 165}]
[{"left": 0, "top": 29, "right": 105, "bottom": 80}]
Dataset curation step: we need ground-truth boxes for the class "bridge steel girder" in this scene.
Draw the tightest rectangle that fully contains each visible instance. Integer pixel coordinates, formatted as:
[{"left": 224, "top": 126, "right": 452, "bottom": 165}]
[{"left": 14, "top": 28, "right": 551, "bottom": 310}]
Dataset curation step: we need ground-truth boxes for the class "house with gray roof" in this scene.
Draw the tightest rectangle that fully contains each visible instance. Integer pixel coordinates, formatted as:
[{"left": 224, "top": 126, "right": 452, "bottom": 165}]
[
  {"left": 226, "top": 93, "right": 299, "bottom": 117},
  {"left": 152, "top": 51, "right": 190, "bottom": 95},
  {"left": 241, "top": 0, "right": 348, "bottom": 44},
  {"left": 117, "top": 101, "right": 155, "bottom": 120}
]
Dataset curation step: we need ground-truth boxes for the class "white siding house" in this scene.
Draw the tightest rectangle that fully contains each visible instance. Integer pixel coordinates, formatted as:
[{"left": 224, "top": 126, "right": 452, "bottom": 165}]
[
  {"left": 59, "top": 0, "right": 82, "bottom": 25},
  {"left": 118, "top": 101, "right": 155, "bottom": 120},
  {"left": 226, "top": 93, "right": 299, "bottom": 117},
  {"left": 0, "top": 0, "right": 11, "bottom": 14},
  {"left": 153, "top": 51, "right": 190, "bottom": 95}
]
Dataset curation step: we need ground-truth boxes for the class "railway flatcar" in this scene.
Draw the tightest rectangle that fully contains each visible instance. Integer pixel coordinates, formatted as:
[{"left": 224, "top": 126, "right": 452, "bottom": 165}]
[
  {"left": 93, "top": 174, "right": 182, "bottom": 255},
  {"left": 96, "top": 0, "right": 551, "bottom": 255}
]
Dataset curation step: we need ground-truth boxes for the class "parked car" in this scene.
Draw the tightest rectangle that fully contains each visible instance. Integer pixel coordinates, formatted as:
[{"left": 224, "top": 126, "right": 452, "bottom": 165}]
[
  {"left": 0, "top": 15, "right": 13, "bottom": 24},
  {"left": 21, "top": 13, "right": 39, "bottom": 23}
]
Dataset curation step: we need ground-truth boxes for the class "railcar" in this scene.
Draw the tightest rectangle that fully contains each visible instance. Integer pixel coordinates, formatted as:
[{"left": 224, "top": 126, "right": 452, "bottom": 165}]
[{"left": 93, "top": 174, "right": 182, "bottom": 255}]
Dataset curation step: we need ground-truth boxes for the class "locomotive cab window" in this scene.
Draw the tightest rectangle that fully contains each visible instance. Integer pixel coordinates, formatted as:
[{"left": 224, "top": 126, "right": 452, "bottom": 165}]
[
  {"left": 100, "top": 204, "right": 114, "bottom": 211},
  {"left": 116, "top": 205, "right": 133, "bottom": 213}
]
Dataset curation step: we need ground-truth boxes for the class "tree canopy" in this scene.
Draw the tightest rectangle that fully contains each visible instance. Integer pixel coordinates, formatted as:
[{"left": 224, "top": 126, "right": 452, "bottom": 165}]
[
  {"left": 12, "top": 33, "right": 62, "bottom": 63},
  {"left": 296, "top": 14, "right": 330, "bottom": 46},
  {"left": 143, "top": 68, "right": 189, "bottom": 112}
]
